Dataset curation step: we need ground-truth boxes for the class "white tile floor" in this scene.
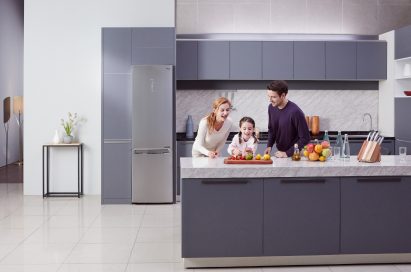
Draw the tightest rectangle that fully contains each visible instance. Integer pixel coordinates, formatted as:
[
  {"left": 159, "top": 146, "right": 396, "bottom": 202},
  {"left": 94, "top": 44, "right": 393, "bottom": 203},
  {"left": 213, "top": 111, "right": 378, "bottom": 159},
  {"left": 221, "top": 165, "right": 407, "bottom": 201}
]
[{"left": 0, "top": 183, "right": 410, "bottom": 271}]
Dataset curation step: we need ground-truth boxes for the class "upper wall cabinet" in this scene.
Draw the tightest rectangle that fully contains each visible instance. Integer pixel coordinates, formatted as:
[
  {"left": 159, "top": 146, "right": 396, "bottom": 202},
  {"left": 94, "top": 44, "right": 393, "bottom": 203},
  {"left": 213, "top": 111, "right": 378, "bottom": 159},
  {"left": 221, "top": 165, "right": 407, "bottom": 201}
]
[
  {"left": 395, "top": 25, "right": 411, "bottom": 60},
  {"left": 294, "top": 41, "right": 326, "bottom": 80},
  {"left": 326, "top": 42, "right": 356, "bottom": 80},
  {"left": 131, "top": 28, "right": 175, "bottom": 65},
  {"left": 198, "top": 41, "right": 230, "bottom": 80},
  {"left": 229, "top": 41, "right": 262, "bottom": 80},
  {"left": 177, "top": 41, "right": 197, "bottom": 80},
  {"left": 357, "top": 41, "right": 387, "bottom": 80},
  {"left": 262, "top": 41, "right": 293, "bottom": 80},
  {"left": 102, "top": 28, "right": 132, "bottom": 74}
]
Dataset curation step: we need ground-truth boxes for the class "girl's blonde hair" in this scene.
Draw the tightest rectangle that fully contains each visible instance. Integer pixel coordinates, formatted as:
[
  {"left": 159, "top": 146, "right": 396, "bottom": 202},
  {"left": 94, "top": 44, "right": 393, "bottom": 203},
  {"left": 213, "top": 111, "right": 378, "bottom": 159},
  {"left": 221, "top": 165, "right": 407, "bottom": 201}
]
[{"left": 206, "top": 97, "right": 232, "bottom": 132}]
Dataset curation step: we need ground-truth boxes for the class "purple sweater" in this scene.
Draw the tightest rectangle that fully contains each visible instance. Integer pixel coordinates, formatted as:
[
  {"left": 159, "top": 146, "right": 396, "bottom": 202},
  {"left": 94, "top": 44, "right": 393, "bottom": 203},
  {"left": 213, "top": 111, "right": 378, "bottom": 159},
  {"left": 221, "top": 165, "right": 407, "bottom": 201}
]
[{"left": 267, "top": 100, "right": 310, "bottom": 157}]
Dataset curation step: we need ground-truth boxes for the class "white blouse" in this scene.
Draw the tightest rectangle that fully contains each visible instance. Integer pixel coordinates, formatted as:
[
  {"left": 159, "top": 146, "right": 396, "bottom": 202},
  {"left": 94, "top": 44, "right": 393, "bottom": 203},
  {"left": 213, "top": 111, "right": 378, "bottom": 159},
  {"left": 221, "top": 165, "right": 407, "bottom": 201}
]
[
  {"left": 192, "top": 117, "right": 233, "bottom": 157},
  {"left": 227, "top": 134, "right": 258, "bottom": 156}
]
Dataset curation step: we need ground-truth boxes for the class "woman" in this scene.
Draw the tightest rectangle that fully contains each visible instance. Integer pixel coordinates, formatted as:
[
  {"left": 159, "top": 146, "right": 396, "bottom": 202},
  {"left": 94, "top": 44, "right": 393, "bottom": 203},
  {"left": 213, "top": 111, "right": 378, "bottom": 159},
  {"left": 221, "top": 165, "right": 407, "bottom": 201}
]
[{"left": 192, "top": 97, "right": 233, "bottom": 158}]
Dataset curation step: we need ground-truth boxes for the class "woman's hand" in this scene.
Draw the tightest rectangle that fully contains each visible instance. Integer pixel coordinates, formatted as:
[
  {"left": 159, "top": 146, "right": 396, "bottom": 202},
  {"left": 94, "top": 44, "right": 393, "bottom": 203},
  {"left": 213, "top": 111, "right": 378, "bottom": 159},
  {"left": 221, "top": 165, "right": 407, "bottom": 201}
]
[{"left": 208, "top": 151, "right": 218, "bottom": 158}]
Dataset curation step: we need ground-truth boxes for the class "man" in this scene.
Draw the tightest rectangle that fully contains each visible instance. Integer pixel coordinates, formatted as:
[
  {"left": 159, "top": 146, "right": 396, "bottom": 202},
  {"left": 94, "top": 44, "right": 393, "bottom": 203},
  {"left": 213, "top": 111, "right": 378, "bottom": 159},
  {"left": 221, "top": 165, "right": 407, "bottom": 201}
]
[{"left": 264, "top": 80, "right": 310, "bottom": 158}]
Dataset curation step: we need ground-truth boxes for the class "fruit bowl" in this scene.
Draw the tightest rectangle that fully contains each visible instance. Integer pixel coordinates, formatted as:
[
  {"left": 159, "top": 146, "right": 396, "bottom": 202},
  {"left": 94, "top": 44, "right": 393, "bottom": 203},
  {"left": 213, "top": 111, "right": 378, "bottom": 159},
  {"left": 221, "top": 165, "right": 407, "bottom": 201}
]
[
  {"left": 302, "top": 140, "right": 331, "bottom": 162},
  {"left": 404, "top": 91, "right": 411, "bottom": 96}
]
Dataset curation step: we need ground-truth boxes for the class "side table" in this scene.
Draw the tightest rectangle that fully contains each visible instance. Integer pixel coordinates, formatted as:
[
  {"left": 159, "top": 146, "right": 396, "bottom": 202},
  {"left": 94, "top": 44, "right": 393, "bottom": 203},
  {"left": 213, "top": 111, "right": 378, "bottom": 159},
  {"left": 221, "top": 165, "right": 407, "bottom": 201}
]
[{"left": 42, "top": 143, "right": 83, "bottom": 198}]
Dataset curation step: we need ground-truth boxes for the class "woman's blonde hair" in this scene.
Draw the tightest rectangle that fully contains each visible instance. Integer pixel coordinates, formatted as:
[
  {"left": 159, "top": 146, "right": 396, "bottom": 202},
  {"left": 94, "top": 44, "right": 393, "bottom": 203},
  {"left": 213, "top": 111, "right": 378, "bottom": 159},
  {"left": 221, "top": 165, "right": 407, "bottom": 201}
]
[{"left": 206, "top": 97, "right": 232, "bottom": 132}]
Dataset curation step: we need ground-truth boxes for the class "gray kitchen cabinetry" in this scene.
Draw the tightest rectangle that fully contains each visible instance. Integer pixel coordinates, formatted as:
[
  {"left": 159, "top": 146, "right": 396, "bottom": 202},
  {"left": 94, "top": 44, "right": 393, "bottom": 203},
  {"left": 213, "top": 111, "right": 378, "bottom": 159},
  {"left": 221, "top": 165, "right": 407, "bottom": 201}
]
[
  {"left": 102, "top": 142, "right": 132, "bottom": 204},
  {"left": 326, "top": 41, "right": 356, "bottom": 80},
  {"left": 294, "top": 41, "right": 325, "bottom": 80},
  {"left": 395, "top": 24, "right": 411, "bottom": 59},
  {"left": 262, "top": 41, "right": 293, "bottom": 80},
  {"left": 176, "top": 41, "right": 197, "bottom": 80},
  {"left": 102, "top": 74, "right": 132, "bottom": 140},
  {"left": 395, "top": 97, "right": 411, "bottom": 140},
  {"left": 182, "top": 178, "right": 263, "bottom": 257},
  {"left": 131, "top": 28, "right": 175, "bottom": 65},
  {"left": 357, "top": 41, "right": 387, "bottom": 80},
  {"left": 229, "top": 41, "right": 262, "bottom": 80},
  {"left": 264, "top": 178, "right": 340, "bottom": 256},
  {"left": 198, "top": 41, "right": 230, "bottom": 80},
  {"left": 177, "top": 141, "right": 193, "bottom": 195},
  {"left": 341, "top": 177, "right": 411, "bottom": 254},
  {"left": 102, "top": 28, "right": 132, "bottom": 74}
]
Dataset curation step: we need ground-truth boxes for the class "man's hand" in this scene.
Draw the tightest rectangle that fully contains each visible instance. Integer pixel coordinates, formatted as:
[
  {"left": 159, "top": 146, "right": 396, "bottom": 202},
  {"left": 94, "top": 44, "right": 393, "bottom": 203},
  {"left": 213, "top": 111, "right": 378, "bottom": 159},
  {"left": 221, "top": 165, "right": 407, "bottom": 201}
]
[
  {"left": 264, "top": 147, "right": 272, "bottom": 155},
  {"left": 274, "top": 151, "right": 288, "bottom": 158}
]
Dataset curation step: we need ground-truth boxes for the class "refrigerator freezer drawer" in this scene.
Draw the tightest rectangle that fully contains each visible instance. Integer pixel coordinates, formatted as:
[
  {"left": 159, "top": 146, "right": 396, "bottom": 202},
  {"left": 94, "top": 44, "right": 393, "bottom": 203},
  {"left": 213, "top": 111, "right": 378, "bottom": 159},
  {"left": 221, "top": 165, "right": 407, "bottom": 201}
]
[{"left": 132, "top": 152, "right": 173, "bottom": 203}]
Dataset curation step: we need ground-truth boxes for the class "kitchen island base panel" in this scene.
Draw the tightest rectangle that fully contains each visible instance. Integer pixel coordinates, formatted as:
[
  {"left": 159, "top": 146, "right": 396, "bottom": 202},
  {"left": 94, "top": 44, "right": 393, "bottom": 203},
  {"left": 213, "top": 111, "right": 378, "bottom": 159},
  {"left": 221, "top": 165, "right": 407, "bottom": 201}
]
[{"left": 184, "top": 254, "right": 411, "bottom": 268}]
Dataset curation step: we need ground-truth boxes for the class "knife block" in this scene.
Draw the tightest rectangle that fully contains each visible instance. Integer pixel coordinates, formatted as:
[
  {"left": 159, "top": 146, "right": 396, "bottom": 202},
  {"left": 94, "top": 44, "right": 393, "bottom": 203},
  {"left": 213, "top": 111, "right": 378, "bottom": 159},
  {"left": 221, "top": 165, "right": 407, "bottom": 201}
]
[{"left": 357, "top": 140, "right": 381, "bottom": 163}]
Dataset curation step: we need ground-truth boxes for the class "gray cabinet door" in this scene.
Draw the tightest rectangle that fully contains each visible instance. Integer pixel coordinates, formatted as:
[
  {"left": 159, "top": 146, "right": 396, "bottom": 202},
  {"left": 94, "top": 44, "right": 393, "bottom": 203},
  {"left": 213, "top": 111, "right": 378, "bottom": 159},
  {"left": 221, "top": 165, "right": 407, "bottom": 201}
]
[
  {"left": 182, "top": 178, "right": 263, "bottom": 257},
  {"left": 395, "top": 97, "right": 411, "bottom": 140},
  {"left": 176, "top": 142, "right": 193, "bottom": 196},
  {"left": 102, "top": 142, "right": 132, "bottom": 203},
  {"left": 341, "top": 177, "right": 411, "bottom": 254},
  {"left": 326, "top": 41, "right": 356, "bottom": 80},
  {"left": 294, "top": 41, "right": 325, "bottom": 80},
  {"left": 131, "top": 28, "right": 175, "bottom": 65},
  {"left": 395, "top": 24, "right": 411, "bottom": 59},
  {"left": 198, "top": 41, "right": 229, "bottom": 80},
  {"left": 357, "top": 41, "right": 387, "bottom": 80},
  {"left": 262, "top": 41, "right": 293, "bottom": 80},
  {"left": 264, "top": 178, "right": 340, "bottom": 256},
  {"left": 102, "top": 28, "right": 132, "bottom": 74},
  {"left": 176, "top": 41, "right": 197, "bottom": 80},
  {"left": 103, "top": 74, "right": 132, "bottom": 140},
  {"left": 230, "top": 41, "right": 262, "bottom": 79}
]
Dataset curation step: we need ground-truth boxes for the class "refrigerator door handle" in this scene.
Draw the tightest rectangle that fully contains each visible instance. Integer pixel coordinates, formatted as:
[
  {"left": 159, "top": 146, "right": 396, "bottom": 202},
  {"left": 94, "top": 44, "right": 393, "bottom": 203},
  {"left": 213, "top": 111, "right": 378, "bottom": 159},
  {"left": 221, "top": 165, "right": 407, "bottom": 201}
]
[{"left": 133, "top": 148, "right": 171, "bottom": 154}]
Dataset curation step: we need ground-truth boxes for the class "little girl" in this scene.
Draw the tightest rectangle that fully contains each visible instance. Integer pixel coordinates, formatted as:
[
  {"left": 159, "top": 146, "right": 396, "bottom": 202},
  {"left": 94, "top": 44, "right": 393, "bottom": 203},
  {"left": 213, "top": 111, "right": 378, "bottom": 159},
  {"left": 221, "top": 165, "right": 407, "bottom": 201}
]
[{"left": 227, "top": 117, "right": 259, "bottom": 156}]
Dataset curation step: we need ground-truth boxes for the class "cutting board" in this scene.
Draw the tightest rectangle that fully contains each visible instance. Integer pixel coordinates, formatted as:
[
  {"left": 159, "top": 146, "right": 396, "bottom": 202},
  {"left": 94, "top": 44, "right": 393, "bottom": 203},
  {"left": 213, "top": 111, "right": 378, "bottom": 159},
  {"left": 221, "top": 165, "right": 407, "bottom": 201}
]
[{"left": 224, "top": 158, "right": 273, "bottom": 164}]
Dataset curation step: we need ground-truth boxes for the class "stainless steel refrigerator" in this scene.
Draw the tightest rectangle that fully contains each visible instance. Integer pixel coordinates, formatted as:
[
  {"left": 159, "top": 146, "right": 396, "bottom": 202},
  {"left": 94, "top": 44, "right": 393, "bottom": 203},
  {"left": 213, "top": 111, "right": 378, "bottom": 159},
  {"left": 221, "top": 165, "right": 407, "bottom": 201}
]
[{"left": 132, "top": 65, "right": 174, "bottom": 203}]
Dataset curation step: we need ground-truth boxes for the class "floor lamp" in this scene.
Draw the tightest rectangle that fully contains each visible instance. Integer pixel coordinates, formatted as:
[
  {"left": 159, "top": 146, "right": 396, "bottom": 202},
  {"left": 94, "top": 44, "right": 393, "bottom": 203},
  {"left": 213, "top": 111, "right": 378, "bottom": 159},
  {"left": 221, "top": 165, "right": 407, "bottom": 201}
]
[
  {"left": 3, "top": 97, "right": 10, "bottom": 166},
  {"left": 13, "top": 96, "right": 23, "bottom": 165}
]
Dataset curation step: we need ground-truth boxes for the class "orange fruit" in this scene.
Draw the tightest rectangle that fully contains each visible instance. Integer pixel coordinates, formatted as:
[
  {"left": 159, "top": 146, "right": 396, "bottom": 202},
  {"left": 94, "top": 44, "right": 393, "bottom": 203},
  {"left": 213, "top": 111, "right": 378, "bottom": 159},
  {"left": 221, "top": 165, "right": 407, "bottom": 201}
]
[
  {"left": 314, "top": 144, "right": 323, "bottom": 154},
  {"left": 308, "top": 152, "right": 319, "bottom": 161}
]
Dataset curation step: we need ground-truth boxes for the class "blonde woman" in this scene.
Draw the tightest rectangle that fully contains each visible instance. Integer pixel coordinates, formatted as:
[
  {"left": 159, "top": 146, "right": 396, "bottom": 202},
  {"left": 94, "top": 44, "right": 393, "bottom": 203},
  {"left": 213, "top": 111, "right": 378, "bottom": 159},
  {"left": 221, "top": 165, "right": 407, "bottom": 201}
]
[{"left": 192, "top": 97, "right": 233, "bottom": 158}]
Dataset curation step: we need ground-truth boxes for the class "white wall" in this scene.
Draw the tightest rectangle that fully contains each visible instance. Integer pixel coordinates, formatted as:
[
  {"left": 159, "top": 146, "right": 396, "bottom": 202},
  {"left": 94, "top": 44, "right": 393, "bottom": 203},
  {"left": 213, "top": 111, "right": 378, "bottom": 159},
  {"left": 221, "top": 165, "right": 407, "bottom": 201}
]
[
  {"left": 378, "top": 31, "right": 395, "bottom": 137},
  {"left": 24, "top": 0, "right": 175, "bottom": 195}
]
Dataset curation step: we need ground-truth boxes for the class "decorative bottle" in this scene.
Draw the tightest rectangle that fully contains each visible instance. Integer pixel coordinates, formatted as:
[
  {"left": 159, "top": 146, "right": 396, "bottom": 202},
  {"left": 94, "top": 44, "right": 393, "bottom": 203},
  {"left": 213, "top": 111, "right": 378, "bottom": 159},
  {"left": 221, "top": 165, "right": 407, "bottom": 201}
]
[
  {"left": 341, "top": 134, "right": 350, "bottom": 160},
  {"left": 335, "top": 131, "right": 343, "bottom": 149},
  {"left": 186, "top": 115, "right": 194, "bottom": 139},
  {"left": 52, "top": 130, "right": 60, "bottom": 144},
  {"left": 323, "top": 130, "right": 330, "bottom": 142},
  {"left": 291, "top": 144, "right": 301, "bottom": 161}
]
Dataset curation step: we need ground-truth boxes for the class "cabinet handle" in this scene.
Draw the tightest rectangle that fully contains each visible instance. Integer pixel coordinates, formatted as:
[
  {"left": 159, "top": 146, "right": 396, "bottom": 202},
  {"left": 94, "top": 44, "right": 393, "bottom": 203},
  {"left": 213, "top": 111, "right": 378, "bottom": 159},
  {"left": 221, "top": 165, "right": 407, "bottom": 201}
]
[
  {"left": 357, "top": 177, "right": 401, "bottom": 183},
  {"left": 280, "top": 179, "right": 326, "bottom": 184},
  {"left": 201, "top": 180, "right": 249, "bottom": 185}
]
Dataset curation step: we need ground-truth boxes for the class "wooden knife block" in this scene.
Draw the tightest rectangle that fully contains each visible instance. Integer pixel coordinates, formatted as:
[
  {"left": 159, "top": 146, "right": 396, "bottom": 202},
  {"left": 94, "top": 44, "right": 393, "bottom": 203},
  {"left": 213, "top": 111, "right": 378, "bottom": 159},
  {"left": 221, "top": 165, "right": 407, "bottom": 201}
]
[{"left": 357, "top": 140, "right": 381, "bottom": 163}]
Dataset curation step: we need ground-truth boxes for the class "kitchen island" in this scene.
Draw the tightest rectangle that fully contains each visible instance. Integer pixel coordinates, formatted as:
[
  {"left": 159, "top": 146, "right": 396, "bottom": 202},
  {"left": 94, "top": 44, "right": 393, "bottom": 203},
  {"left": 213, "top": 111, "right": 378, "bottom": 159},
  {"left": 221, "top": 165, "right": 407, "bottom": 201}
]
[{"left": 180, "top": 156, "right": 411, "bottom": 268}]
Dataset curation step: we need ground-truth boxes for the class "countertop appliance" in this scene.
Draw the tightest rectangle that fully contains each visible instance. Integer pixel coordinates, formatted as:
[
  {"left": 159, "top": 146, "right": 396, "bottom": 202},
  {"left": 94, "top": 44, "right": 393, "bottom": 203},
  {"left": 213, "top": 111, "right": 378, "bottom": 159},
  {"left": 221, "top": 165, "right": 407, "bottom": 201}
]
[{"left": 132, "top": 65, "right": 174, "bottom": 203}]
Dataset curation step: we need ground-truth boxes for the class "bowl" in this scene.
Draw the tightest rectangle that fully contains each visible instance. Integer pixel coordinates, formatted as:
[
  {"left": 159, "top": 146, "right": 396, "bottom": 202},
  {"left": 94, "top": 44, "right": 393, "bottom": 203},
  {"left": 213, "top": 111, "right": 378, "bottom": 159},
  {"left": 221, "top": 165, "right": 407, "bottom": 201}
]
[{"left": 404, "top": 91, "right": 411, "bottom": 96}]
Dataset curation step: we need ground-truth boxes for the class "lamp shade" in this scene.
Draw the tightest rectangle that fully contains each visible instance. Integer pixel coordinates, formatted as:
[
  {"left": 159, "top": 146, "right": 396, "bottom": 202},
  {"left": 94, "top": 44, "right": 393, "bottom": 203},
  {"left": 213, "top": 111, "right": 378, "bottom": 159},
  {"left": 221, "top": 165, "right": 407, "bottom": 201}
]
[{"left": 13, "top": 96, "right": 23, "bottom": 114}]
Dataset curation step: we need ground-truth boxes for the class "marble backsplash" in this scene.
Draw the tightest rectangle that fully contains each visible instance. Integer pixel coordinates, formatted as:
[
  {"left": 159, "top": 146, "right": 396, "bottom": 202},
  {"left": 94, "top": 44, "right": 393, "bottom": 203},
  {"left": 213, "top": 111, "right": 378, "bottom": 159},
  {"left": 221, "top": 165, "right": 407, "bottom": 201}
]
[{"left": 176, "top": 89, "right": 378, "bottom": 133}]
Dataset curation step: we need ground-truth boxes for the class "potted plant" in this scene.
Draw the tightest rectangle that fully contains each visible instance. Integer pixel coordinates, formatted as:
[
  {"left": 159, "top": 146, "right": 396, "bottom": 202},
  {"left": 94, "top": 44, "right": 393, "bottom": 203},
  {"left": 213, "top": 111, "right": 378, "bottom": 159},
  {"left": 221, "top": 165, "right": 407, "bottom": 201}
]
[{"left": 61, "top": 112, "right": 78, "bottom": 144}]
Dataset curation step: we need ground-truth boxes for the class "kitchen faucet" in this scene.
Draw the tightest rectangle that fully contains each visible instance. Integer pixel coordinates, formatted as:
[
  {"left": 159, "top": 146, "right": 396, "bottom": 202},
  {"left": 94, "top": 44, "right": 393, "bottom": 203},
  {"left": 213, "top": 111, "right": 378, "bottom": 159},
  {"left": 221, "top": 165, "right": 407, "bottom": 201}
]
[{"left": 363, "top": 113, "right": 373, "bottom": 131}]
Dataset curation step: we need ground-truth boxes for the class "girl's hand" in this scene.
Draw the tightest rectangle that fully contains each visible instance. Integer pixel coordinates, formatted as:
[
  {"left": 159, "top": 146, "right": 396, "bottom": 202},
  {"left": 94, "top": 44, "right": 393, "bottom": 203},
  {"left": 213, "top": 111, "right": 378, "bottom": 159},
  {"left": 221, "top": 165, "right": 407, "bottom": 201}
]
[{"left": 233, "top": 148, "right": 241, "bottom": 156}]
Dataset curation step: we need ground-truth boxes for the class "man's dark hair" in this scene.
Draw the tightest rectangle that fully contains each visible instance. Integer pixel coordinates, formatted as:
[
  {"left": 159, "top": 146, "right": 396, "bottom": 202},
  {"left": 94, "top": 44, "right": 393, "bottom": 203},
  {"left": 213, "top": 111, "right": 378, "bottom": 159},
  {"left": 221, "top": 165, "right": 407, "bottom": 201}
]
[{"left": 267, "top": 80, "right": 288, "bottom": 96}]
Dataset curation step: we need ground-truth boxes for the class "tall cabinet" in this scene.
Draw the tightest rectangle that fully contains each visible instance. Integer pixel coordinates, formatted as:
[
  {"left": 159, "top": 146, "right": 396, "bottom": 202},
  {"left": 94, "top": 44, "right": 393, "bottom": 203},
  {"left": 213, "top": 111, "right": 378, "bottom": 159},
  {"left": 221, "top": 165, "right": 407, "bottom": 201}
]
[{"left": 102, "top": 27, "right": 175, "bottom": 204}]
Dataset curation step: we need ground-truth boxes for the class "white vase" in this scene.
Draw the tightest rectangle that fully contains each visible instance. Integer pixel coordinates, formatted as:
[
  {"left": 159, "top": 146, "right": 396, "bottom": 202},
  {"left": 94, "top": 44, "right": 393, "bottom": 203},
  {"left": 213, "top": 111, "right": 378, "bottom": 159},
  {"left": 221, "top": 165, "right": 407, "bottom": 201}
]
[
  {"left": 52, "top": 130, "right": 60, "bottom": 144},
  {"left": 63, "top": 135, "right": 73, "bottom": 144}
]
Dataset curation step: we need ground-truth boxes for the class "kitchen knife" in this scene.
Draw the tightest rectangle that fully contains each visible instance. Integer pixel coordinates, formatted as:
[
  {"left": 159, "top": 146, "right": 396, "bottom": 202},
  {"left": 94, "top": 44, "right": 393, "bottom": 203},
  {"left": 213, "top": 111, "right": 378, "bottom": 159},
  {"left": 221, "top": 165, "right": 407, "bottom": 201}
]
[
  {"left": 357, "top": 132, "right": 372, "bottom": 161},
  {"left": 361, "top": 131, "right": 376, "bottom": 161},
  {"left": 365, "top": 132, "right": 380, "bottom": 161}
]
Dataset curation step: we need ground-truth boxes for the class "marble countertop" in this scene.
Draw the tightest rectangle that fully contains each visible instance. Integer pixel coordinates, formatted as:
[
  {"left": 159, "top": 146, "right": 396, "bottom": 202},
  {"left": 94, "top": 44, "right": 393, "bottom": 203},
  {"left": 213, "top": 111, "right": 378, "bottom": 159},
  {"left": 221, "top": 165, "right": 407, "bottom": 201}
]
[{"left": 180, "top": 156, "right": 411, "bottom": 178}]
